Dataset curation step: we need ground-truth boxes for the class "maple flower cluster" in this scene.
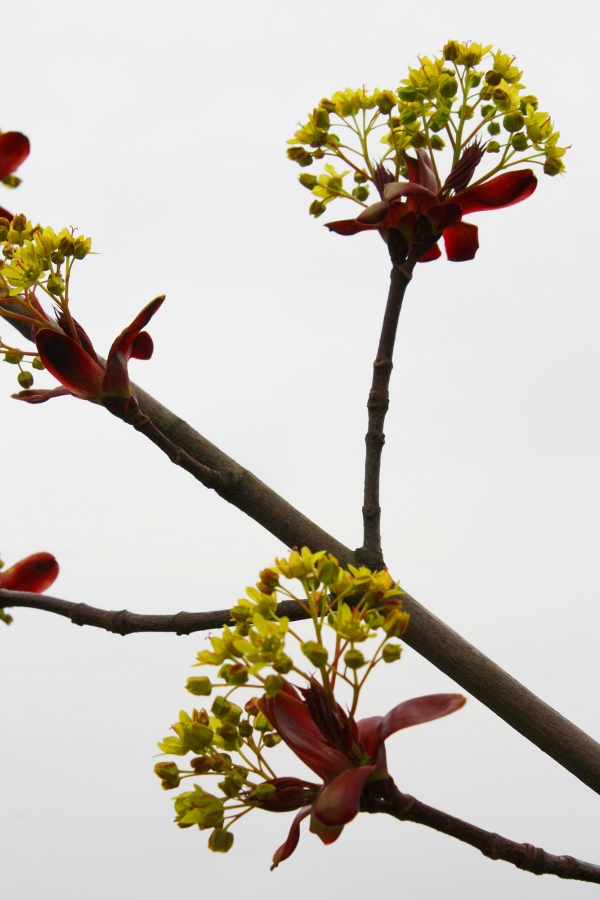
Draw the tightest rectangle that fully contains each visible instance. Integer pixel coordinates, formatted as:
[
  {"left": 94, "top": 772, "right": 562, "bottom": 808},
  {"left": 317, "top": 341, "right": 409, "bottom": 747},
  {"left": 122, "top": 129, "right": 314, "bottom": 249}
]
[
  {"left": 0, "top": 214, "right": 163, "bottom": 415},
  {"left": 288, "top": 41, "right": 566, "bottom": 262},
  {"left": 155, "top": 548, "right": 465, "bottom": 867}
]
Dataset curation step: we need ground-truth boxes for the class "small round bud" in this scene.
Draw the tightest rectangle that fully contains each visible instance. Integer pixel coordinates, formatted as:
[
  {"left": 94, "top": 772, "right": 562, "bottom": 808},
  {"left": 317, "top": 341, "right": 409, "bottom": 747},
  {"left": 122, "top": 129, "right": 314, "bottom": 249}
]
[
  {"left": 298, "top": 172, "right": 317, "bottom": 191},
  {"left": 443, "top": 40, "right": 460, "bottom": 61},
  {"left": 487, "top": 121, "right": 501, "bottom": 136},
  {"left": 272, "top": 653, "right": 293, "bottom": 674},
  {"left": 397, "top": 87, "right": 417, "bottom": 102},
  {"left": 208, "top": 828, "right": 234, "bottom": 853},
  {"left": 486, "top": 141, "right": 501, "bottom": 153},
  {"left": 353, "top": 171, "right": 368, "bottom": 184},
  {"left": 503, "top": 111, "right": 525, "bottom": 133},
  {"left": 313, "top": 107, "right": 330, "bottom": 129},
  {"left": 263, "top": 732, "right": 282, "bottom": 748},
  {"left": 430, "top": 135, "right": 445, "bottom": 151},
  {"left": 300, "top": 640, "right": 328, "bottom": 668},
  {"left": 544, "top": 156, "right": 565, "bottom": 176},
  {"left": 309, "top": 200, "right": 326, "bottom": 218},
  {"left": 485, "top": 70, "right": 502, "bottom": 86},
  {"left": 186, "top": 677, "right": 212, "bottom": 696},
  {"left": 238, "top": 721, "right": 253, "bottom": 738},
  {"left": 480, "top": 104, "right": 494, "bottom": 118},
  {"left": 382, "top": 643, "right": 402, "bottom": 663},
  {"left": 438, "top": 75, "right": 458, "bottom": 98},
  {"left": 510, "top": 133, "right": 529, "bottom": 151},
  {"left": 11, "top": 214, "right": 27, "bottom": 233},
  {"left": 409, "top": 131, "right": 428, "bottom": 148},
  {"left": 190, "top": 756, "right": 212, "bottom": 774},
  {"left": 17, "top": 370, "right": 33, "bottom": 389},
  {"left": 469, "top": 72, "right": 482, "bottom": 88},
  {"left": 352, "top": 186, "right": 369, "bottom": 202},
  {"left": 264, "top": 674, "right": 282, "bottom": 698},
  {"left": 4, "top": 351, "right": 23, "bottom": 364},
  {"left": 344, "top": 648, "right": 366, "bottom": 670},
  {"left": 47, "top": 274, "right": 65, "bottom": 296}
]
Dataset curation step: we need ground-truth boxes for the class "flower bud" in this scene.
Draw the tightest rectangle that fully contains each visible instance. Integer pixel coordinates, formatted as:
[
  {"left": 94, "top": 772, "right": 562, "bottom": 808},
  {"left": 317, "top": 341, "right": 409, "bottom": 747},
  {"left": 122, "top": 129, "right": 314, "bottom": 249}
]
[
  {"left": 244, "top": 697, "right": 260, "bottom": 716},
  {"left": 73, "top": 237, "right": 92, "bottom": 260},
  {"left": 487, "top": 121, "right": 501, "bottom": 136},
  {"left": 309, "top": 199, "right": 326, "bottom": 218},
  {"left": 319, "top": 97, "right": 336, "bottom": 112},
  {"left": 485, "top": 70, "right": 502, "bottom": 86},
  {"left": 184, "top": 721, "right": 214, "bottom": 753},
  {"left": 0, "top": 217, "right": 9, "bottom": 241},
  {"left": 301, "top": 640, "right": 328, "bottom": 667},
  {"left": 218, "top": 774, "right": 243, "bottom": 798},
  {"left": 503, "top": 111, "right": 524, "bottom": 133},
  {"left": 430, "top": 135, "right": 445, "bottom": 150},
  {"left": 486, "top": 141, "right": 500, "bottom": 153},
  {"left": 253, "top": 712, "right": 273, "bottom": 732},
  {"left": 47, "top": 274, "right": 65, "bottom": 296},
  {"left": 352, "top": 186, "right": 369, "bottom": 202},
  {"left": 344, "top": 648, "right": 366, "bottom": 669},
  {"left": 480, "top": 104, "right": 494, "bottom": 118},
  {"left": 17, "top": 370, "right": 33, "bottom": 389},
  {"left": 298, "top": 173, "right": 317, "bottom": 190},
  {"left": 216, "top": 722, "right": 239, "bottom": 742},
  {"left": 238, "top": 721, "right": 253, "bottom": 738},
  {"left": 153, "top": 761, "right": 181, "bottom": 789},
  {"left": 186, "top": 677, "right": 212, "bottom": 696},
  {"left": 397, "top": 87, "right": 417, "bottom": 102},
  {"left": 382, "top": 609, "right": 409, "bottom": 639},
  {"left": 409, "top": 132, "right": 428, "bottom": 148},
  {"left": 208, "top": 828, "right": 234, "bottom": 853},
  {"left": 11, "top": 214, "right": 26, "bottom": 233},
  {"left": 492, "top": 88, "right": 509, "bottom": 104},
  {"left": 4, "top": 351, "right": 23, "bottom": 364},
  {"left": 313, "top": 107, "right": 330, "bottom": 128},
  {"left": 510, "top": 133, "right": 528, "bottom": 151},
  {"left": 264, "top": 674, "right": 282, "bottom": 698},
  {"left": 212, "top": 696, "right": 232, "bottom": 719},
  {"left": 544, "top": 156, "right": 565, "bottom": 176},
  {"left": 258, "top": 568, "right": 279, "bottom": 592},
  {"left": 469, "top": 72, "right": 482, "bottom": 88},
  {"left": 219, "top": 663, "right": 249, "bottom": 685},
  {"left": 382, "top": 643, "right": 402, "bottom": 663},
  {"left": 438, "top": 74, "right": 458, "bottom": 98},
  {"left": 376, "top": 90, "right": 397, "bottom": 114},
  {"left": 190, "top": 756, "right": 212, "bottom": 774},
  {"left": 247, "top": 782, "right": 276, "bottom": 802},
  {"left": 287, "top": 147, "right": 313, "bottom": 167},
  {"left": 272, "top": 653, "right": 293, "bottom": 674},
  {"left": 263, "top": 732, "right": 282, "bottom": 748},
  {"left": 519, "top": 94, "right": 538, "bottom": 113},
  {"left": 443, "top": 40, "right": 460, "bottom": 61}
]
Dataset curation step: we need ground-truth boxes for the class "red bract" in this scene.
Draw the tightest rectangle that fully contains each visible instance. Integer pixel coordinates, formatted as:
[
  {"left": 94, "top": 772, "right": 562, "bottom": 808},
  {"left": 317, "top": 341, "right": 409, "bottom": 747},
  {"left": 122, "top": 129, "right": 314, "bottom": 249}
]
[
  {"left": 257, "top": 681, "right": 465, "bottom": 867},
  {"left": 13, "top": 296, "right": 164, "bottom": 418},
  {"left": 0, "top": 552, "right": 59, "bottom": 593},
  {"left": 0, "top": 131, "right": 30, "bottom": 219},
  {"left": 326, "top": 149, "right": 537, "bottom": 262}
]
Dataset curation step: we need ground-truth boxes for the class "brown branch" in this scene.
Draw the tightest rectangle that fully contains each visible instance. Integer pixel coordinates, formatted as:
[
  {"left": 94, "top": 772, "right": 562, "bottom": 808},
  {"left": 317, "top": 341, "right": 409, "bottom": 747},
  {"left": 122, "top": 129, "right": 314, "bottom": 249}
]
[
  {"left": 358, "top": 262, "right": 414, "bottom": 569},
  {"left": 3, "top": 301, "right": 600, "bottom": 795},
  {"left": 361, "top": 779, "right": 600, "bottom": 884}
]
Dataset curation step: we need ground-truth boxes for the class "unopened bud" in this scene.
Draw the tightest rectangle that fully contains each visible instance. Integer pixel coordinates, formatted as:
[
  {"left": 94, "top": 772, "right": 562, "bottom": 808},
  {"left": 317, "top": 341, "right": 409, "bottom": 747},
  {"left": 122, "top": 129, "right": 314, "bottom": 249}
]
[
  {"left": 382, "top": 609, "right": 410, "bottom": 639},
  {"left": 344, "top": 648, "right": 366, "bottom": 670},
  {"left": 186, "top": 677, "right": 212, "bottom": 696},
  {"left": 313, "top": 107, "right": 330, "bottom": 128},
  {"left": 272, "top": 653, "right": 293, "bottom": 674},
  {"left": 264, "top": 674, "right": 282, "bottom": 698},
  {"left": 301, "top": 640, "right": 328, "bottom": 667},
  {"left": 208, "top": 828, "right": 234, "bottom": 853},
  {"left": 486, "top": 141, "right": 501, "bottom": 153},
  {"left": 184, "top": 721, "right": 214, "bottom": 753},
  {"left": 430, "top": 135, "right": 445, "bottom": 150},
  {"left": 4, "top": 351, "right": 23, "bottom": 364},
  {"left": 485, "top": 70, "right": 502, "bottom": 86},
  {"left": 382, "top": 643, "right": 402, "bottom": 663},
  {"left": 11, "top": 214, "right": 26, "bottom": 233},
  {"left": 263, "top": 732, "right": 282, "bottom": 748},
  {"left": 510, "top": 133, "right": 529, "bottom": 151},
  {"left": 443, "top": 40, "right": 460, "bottom": 61},
  {"left": 543, "top": 156, "right": 565, "bottom": 176},
  {"left": 487, "top": 121, "right": 501, "bottom": 136},
  {"left": 298, "top": 173, "right": 317, "bottom": 190},
  {"left": 17, "top": 370, "right": 33, "bottom": 388},
  {"left": 503, "top": 111, "right": 524, "bottom": 133},
  {"left": 309, "top": 199, "right": 326, "bottom": 218}
]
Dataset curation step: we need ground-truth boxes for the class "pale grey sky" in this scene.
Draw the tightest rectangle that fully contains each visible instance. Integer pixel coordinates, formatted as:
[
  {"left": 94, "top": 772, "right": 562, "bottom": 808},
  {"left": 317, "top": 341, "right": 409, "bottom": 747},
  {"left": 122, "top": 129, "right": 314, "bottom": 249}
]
[{"left": 1, "top": 2, "right": 599, "bottom": 898}]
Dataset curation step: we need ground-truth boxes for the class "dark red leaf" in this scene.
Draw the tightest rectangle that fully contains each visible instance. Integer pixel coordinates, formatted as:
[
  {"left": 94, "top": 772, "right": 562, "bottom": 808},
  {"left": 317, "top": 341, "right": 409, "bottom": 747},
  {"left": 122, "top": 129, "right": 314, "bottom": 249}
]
[
  {"left": 453, "top": 169, "right": 537, "bottom": 215},
  {"left": 0, "top": 552, "right": 58, "bottom": 593},
  {"left": 0, "top": 132, "right": 30, "bottom": 181},
  {"left": 36, "top": 329, "right": 104, "bottom": 399},
  {"left": 443, "top": 222, "right": 479, "bottom": 261}
]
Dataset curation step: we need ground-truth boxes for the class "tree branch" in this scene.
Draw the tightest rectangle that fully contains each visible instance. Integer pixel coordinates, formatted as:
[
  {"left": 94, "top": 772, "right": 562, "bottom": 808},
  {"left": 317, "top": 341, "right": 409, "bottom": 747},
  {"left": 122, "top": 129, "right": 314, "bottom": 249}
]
[
  {"left": 361, "top": 779, "right": 600, "bottom": 884},
  {"left": 358, "top": 262, "right": 414, "bottom": 569},
  {"left": 2, "top": 581, "right": 600, "bottom": 797},
  {"left": 3, "top": 301, "right": 600, "bottom": 795}
]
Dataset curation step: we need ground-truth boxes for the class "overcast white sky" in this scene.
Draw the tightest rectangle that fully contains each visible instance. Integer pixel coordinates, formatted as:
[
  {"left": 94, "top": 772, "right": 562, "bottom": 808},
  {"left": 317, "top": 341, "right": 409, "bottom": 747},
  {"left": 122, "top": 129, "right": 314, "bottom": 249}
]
[{"left": 1, "top": 1, "right": 599, "bottom": 898}]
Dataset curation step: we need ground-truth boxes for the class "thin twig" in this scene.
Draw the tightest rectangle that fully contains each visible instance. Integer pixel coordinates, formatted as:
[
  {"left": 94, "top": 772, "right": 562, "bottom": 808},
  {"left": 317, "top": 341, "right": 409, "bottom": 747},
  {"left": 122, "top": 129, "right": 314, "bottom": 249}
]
[
  {"left": 3, "top": 302, "right": 600, "bottom": 795},
  {"left": 361, "top": 780, "right": 600, "bottom": 884},
  {"left": 358, "top": 262, "right": 414, "bottom": 569}
]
